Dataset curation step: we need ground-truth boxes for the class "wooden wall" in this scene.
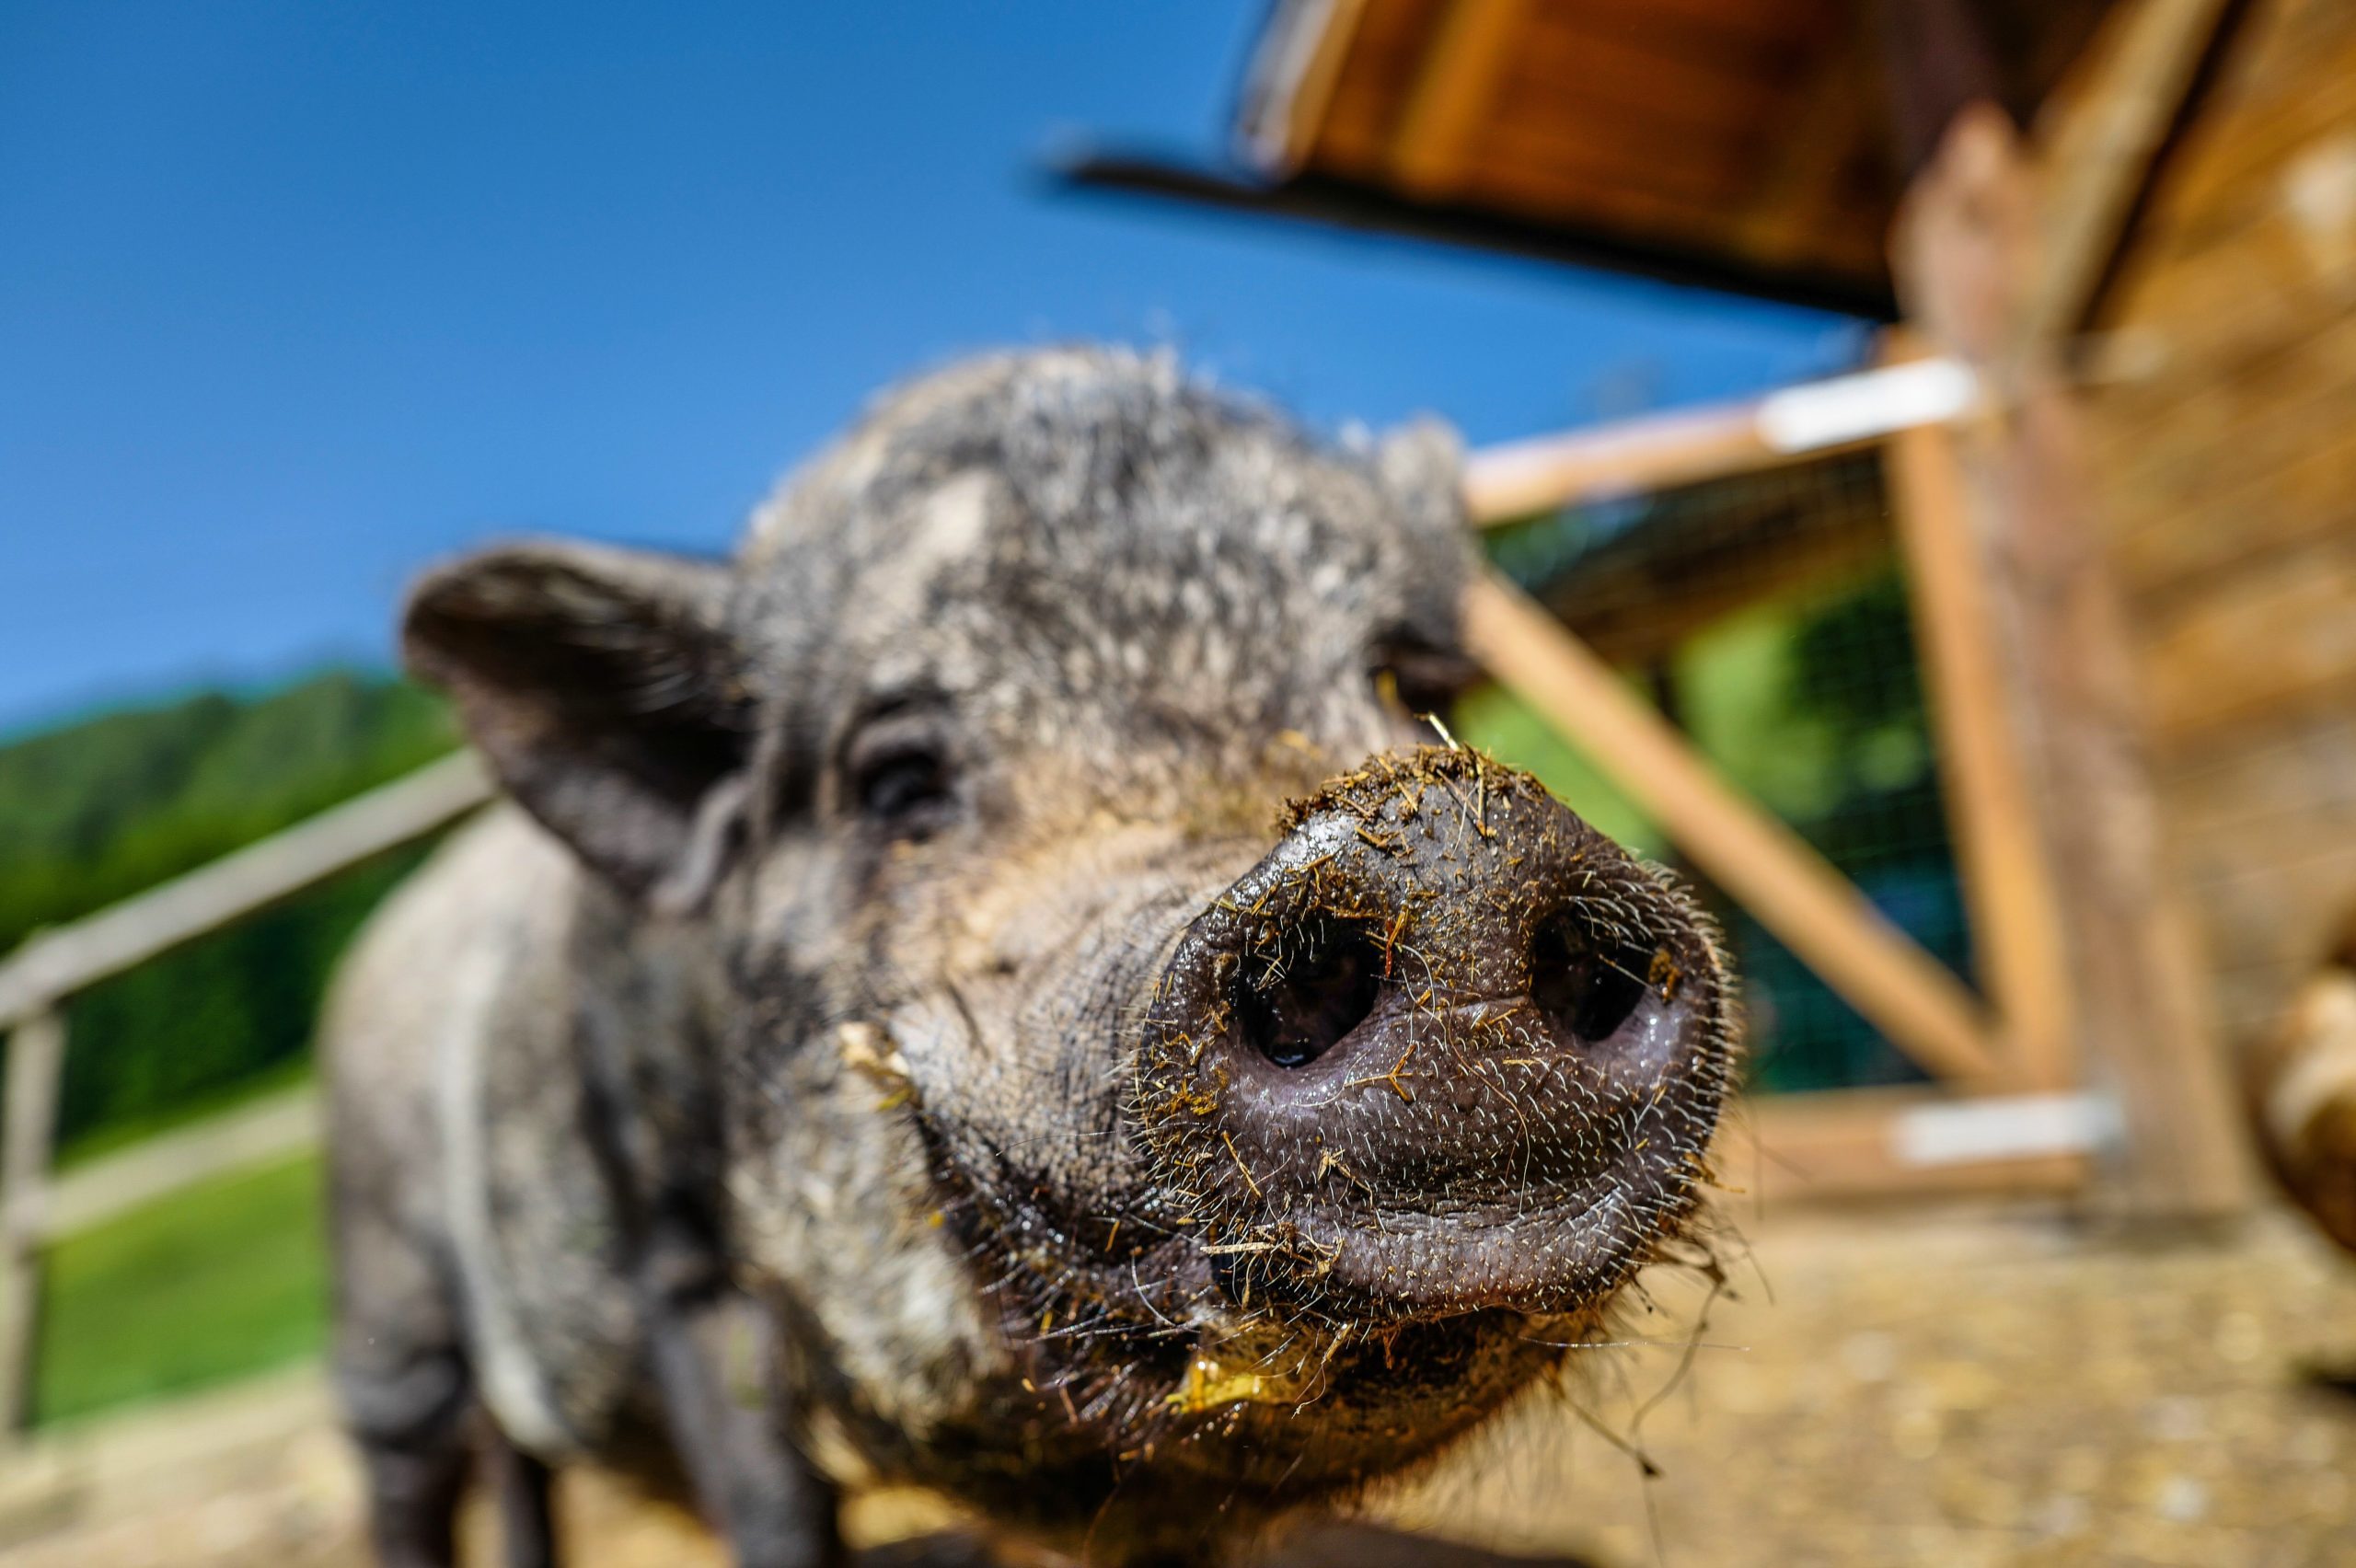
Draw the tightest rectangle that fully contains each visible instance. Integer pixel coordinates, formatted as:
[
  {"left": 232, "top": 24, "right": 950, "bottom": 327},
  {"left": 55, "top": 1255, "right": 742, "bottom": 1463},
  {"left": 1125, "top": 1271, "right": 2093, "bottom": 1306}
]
[{"left": 2085, "top": 0, "right": 2356, "bottom": 1048}]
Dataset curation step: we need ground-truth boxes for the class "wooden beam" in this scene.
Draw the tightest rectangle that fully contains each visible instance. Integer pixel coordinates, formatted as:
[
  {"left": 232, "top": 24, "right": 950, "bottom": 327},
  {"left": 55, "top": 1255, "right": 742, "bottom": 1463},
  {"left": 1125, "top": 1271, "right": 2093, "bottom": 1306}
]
[
  {"left": 0, "top": 1010, "right": 64, "bottom": 1436},
  {"left": 1882, "top": 366, "right": 2078, "bottom": 1092},
  {"left": 1893, "top": 106, "right": 2254, "bottom": 1218},
  {"left": 0, "top": 752, "right": 491, "bottom": 1031},
  {"left": 1389, "top": 0, "right": 1528, "bottom": 198},
  {"left": 1735, "top": 1085, "right": 2094, "bottom": 1203},
  {"left": 1466, "top": 402, "right": 1773, "bottom": 523},
  {"left": 2027, "top": 0, "right": 2241, "bottom": 342},
  {"left": 1462, "top": 357, "right": 1981, "bottom": 524},
  {"left": 1462, "top": 567, "right": 2005, "bottom": 1085}
]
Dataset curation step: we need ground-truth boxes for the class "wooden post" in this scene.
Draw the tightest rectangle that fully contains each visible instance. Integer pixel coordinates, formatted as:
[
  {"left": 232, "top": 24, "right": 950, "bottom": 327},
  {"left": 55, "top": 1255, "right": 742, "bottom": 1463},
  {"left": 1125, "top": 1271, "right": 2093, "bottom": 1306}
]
[
  {"left": 1884, "top": 397, "right": 2078, "bottom": 1092},
  {"left": 0, "top": 1008, "right": 64, "bottom": 1435},
  {"left": 1892, "top": 104, "right": 2252, "bottom": 1218},
  {"left": 1464, "top": 568, "right": 2005, "bottom": 1086}
]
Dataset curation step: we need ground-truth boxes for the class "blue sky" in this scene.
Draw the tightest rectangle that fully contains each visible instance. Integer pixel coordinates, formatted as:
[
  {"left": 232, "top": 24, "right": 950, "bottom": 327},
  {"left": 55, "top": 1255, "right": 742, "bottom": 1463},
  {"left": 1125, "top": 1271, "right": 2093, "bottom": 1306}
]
[{"left": 0, "top": 2, "right": 1862, "bottom": 734}]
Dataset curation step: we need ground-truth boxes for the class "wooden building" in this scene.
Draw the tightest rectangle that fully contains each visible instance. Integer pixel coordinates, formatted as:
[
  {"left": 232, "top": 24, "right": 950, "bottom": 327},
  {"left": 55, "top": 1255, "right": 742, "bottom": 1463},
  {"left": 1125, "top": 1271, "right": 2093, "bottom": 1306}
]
[{"left": 1068, "top": 0, "right": 2356, "bottom": 1218}]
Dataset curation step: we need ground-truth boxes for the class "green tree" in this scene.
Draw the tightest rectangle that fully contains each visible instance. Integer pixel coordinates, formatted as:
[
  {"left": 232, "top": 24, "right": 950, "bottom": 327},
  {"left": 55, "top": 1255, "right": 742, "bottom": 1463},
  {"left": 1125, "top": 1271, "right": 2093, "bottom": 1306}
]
[{"left": 0, "top": 671, "right": 457, "bottom": 1153}]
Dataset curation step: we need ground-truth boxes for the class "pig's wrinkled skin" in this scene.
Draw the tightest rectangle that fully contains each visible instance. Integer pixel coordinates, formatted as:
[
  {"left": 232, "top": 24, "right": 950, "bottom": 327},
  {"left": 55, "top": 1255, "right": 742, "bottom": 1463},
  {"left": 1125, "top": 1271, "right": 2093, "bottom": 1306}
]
[{"left": 324, "top": 349, "right": 1736, "bottom": 1568}]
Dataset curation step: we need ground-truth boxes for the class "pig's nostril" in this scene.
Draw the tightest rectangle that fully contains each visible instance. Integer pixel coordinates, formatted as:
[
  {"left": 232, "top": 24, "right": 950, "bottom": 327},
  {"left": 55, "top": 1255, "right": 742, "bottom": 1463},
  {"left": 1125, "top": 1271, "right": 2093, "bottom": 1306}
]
[
  {"left": 1236, "top": 926, "right": 1382, "bottom": 1068},
  {"left": 1529, "top": 913, "right": 1651, "bottom": 1043}
]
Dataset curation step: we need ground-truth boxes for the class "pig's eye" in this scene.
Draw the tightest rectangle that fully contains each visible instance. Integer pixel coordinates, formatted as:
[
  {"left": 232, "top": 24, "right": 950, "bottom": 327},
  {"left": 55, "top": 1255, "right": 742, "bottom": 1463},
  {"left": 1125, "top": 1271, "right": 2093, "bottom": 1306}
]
[
  {"left": 1372, "top": 635, "right": 1478, "bottom": 717},
  {"left": 847, "top": 733, "right": 956, "bottom": 836}
]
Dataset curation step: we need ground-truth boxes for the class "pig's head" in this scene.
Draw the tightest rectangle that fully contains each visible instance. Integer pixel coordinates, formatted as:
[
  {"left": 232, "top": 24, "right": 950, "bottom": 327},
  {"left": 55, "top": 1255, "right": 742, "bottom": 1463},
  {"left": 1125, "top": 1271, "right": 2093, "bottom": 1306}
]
[{"left": 404, "top": 349, "right": 1734, "bottom": 1557}]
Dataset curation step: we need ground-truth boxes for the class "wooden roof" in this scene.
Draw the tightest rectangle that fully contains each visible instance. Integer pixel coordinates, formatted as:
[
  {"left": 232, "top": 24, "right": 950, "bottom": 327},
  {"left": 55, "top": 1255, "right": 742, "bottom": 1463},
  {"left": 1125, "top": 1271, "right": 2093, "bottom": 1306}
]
[{"left": 1227, "top": 0, "right": 2120, "bottom": 314}]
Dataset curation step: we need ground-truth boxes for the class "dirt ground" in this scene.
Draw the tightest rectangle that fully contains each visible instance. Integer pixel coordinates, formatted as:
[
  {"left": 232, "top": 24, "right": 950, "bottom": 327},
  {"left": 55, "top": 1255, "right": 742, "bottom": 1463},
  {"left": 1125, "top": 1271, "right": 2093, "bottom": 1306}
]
[{"left": 7, "top": 1198, "right": 2356, "bottom": 1568}]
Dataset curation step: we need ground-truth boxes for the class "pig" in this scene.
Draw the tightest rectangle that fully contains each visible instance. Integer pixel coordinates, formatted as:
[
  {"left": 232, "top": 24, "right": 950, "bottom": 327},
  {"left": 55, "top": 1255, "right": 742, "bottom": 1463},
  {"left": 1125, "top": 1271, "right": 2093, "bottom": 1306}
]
[{"left": 322, "top": 348, "right": 1737, "bottom": 1568}]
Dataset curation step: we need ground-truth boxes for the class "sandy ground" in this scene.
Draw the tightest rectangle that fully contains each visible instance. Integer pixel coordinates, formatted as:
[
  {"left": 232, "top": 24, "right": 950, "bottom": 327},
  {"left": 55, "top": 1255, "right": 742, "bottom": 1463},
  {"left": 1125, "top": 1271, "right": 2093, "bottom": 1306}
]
[{"left": 7, "top": 1199, "right": 2356, "bottom": 1567}]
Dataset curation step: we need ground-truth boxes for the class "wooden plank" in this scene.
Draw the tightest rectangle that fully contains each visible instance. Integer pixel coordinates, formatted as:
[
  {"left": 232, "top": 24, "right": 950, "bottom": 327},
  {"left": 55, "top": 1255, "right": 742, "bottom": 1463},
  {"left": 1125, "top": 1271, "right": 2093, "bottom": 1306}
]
[
  {"left": 2090, "top": 313, "right": 2356, "bottom": 599},
  {"left": 2138, "top": 35, "right": 2356, "bottom": 222},
  {"left": 2139, "top": 532, "right": 2356, "bottom": 742},
  {"left": 1522, "top": 0, "right": 1797, "bottom": 63},
  {"left": 1461, "top": 567, "right": 2006, "bottom": 1086},
  {"left": 2027, "top": 0, "right": 2242, "bottom": 340},
  {"left": 0, "top": 752, "right": 491, "bottom": 1031},
  {"left": 43, "top": 1087, "right": 320, "bottom": 1242},
  {"left": 2076, "top": 0, "right": 2356, "bottom": 1059},
  {"left": 1733, "top": 1086, "right": 2092, "bottom": 1203},
  {"left": 1487, "top": 17, "right": 1784, "bottom": 144},
  {"left": 2094, "top": 142, "right": 2356, "bottom": 396},
  {"left": 2110, "top": 422, "right": 2356, "bottom": 610},
  {"left": 1461, "top": 113, "right": 1754, "bottom": 207},
  {"left": 2093, "top": 295, "right": 2356, "bottom": 477},
  {"left": 1461, "top": 357, "right": 1980, "bottom": 523},
  {"left": 1389, "top": 0, "right": 1530, "bottom": 197},
  {"left": 2157, "top": 703, "right": 2356, "bottom": 842},
  {"left": 2156, "top": 710, "right": 2356, "bottom": 1015},
  {"left": 1465, "top": 401, "right": 1770, "bottom": 522},
  {"left": 1883, "top": 391, "right": 2079, "bottom": 1093},
  {"left": 0, "top": 1011, "right": 64, "bottom": 1437}
]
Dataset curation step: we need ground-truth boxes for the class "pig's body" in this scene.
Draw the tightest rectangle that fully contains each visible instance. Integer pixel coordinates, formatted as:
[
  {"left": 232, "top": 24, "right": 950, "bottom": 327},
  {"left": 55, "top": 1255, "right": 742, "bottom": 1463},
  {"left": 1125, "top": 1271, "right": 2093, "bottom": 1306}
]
[
  {"left": 326, "top": 349, "right": 1734, "bottom": 1568},
  {"left": 329, "top": 799, "right": 1010, "bottom": 1510},
  {"left": 329, "top": 811, "right": 672, "bottom": 1462}
]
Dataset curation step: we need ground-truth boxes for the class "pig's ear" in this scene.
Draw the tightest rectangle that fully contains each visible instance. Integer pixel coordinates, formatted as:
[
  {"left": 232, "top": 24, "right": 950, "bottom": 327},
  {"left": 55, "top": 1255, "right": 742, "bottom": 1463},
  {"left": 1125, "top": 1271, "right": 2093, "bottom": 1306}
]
[
  {"left": 403, "top": 540, "right": 756, "bottom": 901},
  {"left": 1375, "top": 416, "right": 1468, "bottom": 541}
]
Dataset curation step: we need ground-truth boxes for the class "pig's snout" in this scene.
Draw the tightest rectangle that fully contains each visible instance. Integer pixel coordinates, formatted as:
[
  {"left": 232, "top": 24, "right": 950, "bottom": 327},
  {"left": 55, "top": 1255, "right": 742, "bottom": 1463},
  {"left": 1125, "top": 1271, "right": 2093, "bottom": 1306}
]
[{"left": 1135, "top": 747, "right": 1730, "bottom": 1321}]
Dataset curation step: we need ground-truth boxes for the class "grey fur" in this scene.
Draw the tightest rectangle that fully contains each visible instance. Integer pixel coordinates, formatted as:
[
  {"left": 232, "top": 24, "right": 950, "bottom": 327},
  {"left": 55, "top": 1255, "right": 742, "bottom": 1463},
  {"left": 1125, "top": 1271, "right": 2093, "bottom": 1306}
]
[{"left": 325, "top": 348, "right": 1732, "bottom": 1568}]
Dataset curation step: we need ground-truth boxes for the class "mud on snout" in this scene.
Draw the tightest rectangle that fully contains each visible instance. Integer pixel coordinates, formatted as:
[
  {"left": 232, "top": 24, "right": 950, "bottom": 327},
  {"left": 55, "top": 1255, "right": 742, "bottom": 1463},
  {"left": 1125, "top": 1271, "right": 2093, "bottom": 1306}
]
[{"left": 1134, "top": 747, "right": 1735, "bottom": 1324}]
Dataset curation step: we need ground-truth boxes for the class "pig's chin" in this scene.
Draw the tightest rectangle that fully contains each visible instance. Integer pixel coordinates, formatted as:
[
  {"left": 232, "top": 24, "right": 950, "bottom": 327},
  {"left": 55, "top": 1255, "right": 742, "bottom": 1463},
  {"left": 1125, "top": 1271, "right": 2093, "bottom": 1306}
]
[
  {"left": 1119, "top": 1176, "right": 1703, "bottom": 1493},
  {"left": 874, "top": 949, "right": 1717, "bottom": 1522},
  {"left": 1136, "top": 1300, "right": 1576, "bottom": 1497},
  {"left": 909, "top": 1116, "right": 1655, "bottom": 1511}
]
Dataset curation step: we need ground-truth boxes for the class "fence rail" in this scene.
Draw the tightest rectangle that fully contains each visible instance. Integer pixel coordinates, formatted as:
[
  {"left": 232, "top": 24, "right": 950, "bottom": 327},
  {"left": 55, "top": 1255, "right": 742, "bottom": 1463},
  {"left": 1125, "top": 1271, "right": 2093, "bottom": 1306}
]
[
  {"left": 1459, "top": 355, "right": 1979, "bottom": 523},
  {"left": 0, "top": 751, "right": 493, "bottom": 1438},
  {"left": 0, "top": 752, "right": 493, "bottom": 1032},
  {"left": 46, "top": 1087, "right": 321, "bottom": 1242}
]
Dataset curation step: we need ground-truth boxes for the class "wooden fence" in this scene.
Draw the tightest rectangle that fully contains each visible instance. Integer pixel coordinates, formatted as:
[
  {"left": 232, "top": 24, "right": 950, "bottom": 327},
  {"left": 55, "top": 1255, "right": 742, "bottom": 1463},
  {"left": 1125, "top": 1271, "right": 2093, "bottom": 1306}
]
[
  {"left": 0, "top": 753, "right": 493, "bottom": 1438},
  {"left": 0, "top": 334, "right": 2245, "bottom": 1440},
  {"left": 1458, "top": 336, "right": 2245, "bottom": 1221}
]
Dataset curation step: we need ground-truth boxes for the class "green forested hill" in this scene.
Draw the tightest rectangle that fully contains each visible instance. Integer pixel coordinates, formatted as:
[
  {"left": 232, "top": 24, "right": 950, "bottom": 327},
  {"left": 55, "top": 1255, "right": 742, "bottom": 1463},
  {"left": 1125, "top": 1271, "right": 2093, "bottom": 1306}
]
[{"left": 0, "top": 671, "right": 458, "bottom": 1156}]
